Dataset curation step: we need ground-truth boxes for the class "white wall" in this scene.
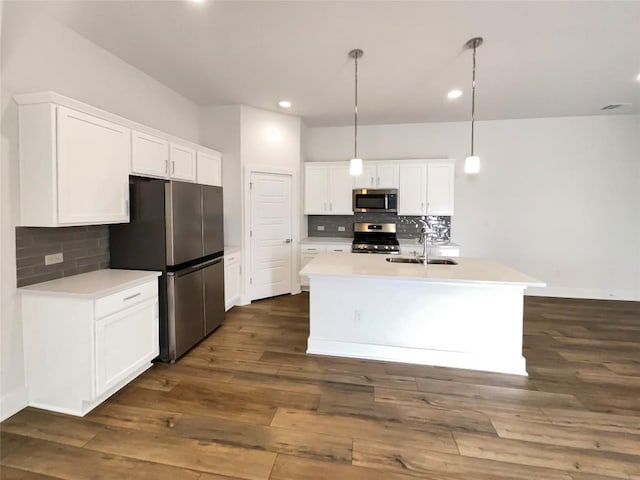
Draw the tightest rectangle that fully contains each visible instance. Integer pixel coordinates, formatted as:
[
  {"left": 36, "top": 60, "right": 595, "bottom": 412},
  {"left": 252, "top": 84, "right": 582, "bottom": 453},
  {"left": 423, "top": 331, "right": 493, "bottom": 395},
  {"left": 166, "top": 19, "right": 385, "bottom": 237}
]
[
  {"left": 200, "top": 105, "right": 242, "bottom": 247},
  {"left": 0, "top": 4, "right": 202, "bottom": 420},
  {"left": 305, "top": 115, "right": 640, "bottom": 301}
]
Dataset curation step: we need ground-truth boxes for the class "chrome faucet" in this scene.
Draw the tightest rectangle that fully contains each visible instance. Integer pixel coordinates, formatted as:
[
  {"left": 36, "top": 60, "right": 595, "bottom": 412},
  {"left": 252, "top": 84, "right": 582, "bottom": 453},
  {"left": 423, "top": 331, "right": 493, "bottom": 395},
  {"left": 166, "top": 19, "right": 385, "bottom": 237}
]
[{"left": 416, "top": 217, "right": 432, "bottom": 264}]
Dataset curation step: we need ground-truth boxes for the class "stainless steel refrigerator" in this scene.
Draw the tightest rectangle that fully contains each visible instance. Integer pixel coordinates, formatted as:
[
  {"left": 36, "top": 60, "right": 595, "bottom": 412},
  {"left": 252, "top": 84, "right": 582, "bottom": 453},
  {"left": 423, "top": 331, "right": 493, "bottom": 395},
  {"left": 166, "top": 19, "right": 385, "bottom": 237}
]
[{"left": 110, "top": 176, "right": 225, "bottom": 361}]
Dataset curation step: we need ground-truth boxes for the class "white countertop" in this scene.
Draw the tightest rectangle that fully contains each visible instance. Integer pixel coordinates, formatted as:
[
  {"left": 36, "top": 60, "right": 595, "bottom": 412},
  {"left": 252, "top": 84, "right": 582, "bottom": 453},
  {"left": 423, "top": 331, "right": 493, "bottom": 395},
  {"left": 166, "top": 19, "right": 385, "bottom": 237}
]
[
  {"left": 18, "top": 269, "right": 161, "bottom": 299},
  {"left": 224, "top": 245, "right": 241, "bottom": 256},
  {"left": 300, "top": 253, "right": 545, "bottom": 287}
]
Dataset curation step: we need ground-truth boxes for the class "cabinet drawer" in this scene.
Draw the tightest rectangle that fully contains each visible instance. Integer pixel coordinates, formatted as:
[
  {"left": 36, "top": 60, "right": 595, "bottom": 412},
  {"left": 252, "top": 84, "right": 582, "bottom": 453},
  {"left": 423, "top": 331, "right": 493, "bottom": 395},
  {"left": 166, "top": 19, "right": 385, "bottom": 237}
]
[
  {"left": 300, "top": 245, "right": 327, "bottom": 253},
  {"left": 325, "top": 244, "right": 351, "bottom": 253},
  {"left": 95, "top": 280, "right": 158, "bottom": 319},
  {"left": 225, "top": 253, "right": 240, "bottom": 265}
]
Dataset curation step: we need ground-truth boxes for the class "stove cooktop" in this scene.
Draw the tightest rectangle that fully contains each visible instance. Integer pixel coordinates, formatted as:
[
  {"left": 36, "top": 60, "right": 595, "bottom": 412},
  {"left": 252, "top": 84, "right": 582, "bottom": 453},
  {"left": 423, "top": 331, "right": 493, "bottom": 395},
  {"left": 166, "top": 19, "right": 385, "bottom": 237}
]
[{"left": 351, "top": 222, "right": 400, "bottom": 254}]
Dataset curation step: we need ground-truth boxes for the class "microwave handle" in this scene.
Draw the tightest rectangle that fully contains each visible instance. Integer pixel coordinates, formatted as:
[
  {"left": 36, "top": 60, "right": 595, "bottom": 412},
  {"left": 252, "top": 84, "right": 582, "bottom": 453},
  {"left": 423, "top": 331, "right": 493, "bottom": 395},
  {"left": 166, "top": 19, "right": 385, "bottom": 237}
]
[{"left": 384, "top": 195, "right": 388, "bottom": 209}]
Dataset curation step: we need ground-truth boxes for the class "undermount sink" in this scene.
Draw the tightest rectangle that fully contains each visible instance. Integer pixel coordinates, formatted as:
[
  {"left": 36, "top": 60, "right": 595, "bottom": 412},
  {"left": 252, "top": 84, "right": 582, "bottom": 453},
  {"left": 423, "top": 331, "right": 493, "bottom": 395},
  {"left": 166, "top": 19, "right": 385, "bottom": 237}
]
[{"left": 386, "top": 257, "right": 458, "bottom": 265}]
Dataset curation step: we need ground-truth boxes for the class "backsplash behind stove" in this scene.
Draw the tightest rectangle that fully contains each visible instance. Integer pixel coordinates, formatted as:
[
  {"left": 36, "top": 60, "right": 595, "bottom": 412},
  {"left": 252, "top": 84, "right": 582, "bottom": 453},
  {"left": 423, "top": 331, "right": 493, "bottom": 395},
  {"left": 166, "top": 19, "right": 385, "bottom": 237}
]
[{"left": 308, "top": 214, "right": 451, "bottom": 242}]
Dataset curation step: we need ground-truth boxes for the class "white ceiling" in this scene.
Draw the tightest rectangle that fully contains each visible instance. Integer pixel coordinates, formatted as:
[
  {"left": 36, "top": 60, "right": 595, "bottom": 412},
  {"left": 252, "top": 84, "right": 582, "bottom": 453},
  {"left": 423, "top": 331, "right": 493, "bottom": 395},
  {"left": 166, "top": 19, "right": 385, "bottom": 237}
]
[{"left": 25, "top": 1, "right": 640, "bottom": 126}]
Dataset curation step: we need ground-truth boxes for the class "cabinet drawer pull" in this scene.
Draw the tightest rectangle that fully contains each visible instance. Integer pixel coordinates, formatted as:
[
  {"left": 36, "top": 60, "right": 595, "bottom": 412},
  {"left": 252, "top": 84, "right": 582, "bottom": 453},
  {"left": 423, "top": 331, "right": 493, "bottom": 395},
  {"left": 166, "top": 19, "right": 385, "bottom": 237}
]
[
  {"left": 333, "top": 249, "right": 343, "bottom": 252},
  {"left": 123, "top": 293, "right": 142, "bottom": 301},
  {"left": 307, "top": 248, "right": 317, "bottom": 251}
]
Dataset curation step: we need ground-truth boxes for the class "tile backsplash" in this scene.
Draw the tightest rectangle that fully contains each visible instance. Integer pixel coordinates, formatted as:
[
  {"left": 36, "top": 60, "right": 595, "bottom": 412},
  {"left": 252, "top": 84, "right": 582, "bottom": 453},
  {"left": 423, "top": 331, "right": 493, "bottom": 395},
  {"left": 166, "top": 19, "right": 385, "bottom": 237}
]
[
  {"left": 15, "top": 226, "right": 110, "bottom": 287},
  {"left": 308, "top": 213, "right": 451, "bottom": 242}
]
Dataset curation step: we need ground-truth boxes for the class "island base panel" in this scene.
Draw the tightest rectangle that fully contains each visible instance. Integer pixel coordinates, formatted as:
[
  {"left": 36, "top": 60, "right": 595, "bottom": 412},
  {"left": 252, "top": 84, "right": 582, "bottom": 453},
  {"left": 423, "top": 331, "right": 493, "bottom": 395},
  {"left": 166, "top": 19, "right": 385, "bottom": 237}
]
[{"left": 306, "top": 275, "right": 528, "bottom": 376}]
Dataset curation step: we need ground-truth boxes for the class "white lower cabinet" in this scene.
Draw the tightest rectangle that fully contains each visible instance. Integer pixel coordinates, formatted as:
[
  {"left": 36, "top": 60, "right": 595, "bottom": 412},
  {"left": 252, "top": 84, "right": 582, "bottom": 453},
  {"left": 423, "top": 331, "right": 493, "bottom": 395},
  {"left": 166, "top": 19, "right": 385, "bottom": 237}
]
[
  {"left": 299, "top": 242, "right": 351, "bottom": 288},
  {"left": 224, "top": 252, "right": 241, "bottom": 311},
  {"left": 300, "top": 245, "right": 326, "bottom": 288},
  {"left": 95, "top": 300, "right": 159, "bottom": 395},
  {"left": 20, "top": 272, "right": 160, "bottom": 416}
]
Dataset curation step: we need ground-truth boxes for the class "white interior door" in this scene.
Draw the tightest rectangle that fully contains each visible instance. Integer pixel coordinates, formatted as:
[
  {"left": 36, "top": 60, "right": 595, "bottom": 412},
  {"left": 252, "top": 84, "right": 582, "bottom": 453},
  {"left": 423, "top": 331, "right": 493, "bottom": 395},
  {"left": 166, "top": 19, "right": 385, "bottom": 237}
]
[{"left": 250, "top": 172, "right": 293, "bottom": 301}]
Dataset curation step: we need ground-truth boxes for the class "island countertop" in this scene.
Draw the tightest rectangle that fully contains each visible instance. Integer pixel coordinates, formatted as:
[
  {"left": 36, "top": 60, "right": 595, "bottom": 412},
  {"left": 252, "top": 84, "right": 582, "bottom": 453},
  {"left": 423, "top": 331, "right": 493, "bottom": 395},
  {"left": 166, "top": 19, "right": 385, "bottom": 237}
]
[{"left": 300, "top": 253, "right": 545, "bottom": 287}]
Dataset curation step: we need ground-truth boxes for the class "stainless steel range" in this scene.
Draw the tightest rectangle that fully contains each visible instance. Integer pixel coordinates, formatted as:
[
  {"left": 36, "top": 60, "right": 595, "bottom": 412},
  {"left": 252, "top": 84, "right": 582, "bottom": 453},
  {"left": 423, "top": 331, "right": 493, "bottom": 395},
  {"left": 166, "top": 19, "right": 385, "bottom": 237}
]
[{"left": 351, "top": 222, "right": 400, "bottom": 254}]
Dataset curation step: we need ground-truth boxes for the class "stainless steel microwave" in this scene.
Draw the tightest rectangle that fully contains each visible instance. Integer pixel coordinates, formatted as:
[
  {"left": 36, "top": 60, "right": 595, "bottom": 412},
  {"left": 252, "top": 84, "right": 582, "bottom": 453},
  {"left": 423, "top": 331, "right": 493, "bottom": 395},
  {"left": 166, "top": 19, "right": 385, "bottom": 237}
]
[{"left": 352, "top": 189, "right": 398, "bottom": 213}]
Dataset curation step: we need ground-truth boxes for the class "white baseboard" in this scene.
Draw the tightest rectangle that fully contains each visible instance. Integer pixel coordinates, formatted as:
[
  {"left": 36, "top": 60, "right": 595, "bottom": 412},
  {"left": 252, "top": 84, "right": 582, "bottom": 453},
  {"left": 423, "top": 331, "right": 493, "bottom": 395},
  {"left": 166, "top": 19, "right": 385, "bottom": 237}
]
[
  {"left": 307, "top": 337, "right": 528, "bottom": 376},
  {"left": 526, "top": 286, "right": 639, "bottom": 302},
  {"left": 0, "top": 386, "right": 28, "bottom": 422}
]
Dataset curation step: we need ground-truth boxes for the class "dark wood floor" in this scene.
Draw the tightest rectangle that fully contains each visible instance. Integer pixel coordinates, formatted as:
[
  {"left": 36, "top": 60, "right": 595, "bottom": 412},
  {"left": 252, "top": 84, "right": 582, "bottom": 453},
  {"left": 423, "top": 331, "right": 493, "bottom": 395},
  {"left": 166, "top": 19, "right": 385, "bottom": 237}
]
[{"left": 2, "top": 293, "right": 640, "bottom": 480}]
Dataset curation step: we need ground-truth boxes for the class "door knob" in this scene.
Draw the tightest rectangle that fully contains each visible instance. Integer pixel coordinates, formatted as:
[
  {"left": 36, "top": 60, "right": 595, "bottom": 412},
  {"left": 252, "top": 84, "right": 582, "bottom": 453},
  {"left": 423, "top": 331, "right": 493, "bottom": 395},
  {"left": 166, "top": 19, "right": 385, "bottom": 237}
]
[{"left": 284, "top": 239, "right": 292, "bottom": 244}]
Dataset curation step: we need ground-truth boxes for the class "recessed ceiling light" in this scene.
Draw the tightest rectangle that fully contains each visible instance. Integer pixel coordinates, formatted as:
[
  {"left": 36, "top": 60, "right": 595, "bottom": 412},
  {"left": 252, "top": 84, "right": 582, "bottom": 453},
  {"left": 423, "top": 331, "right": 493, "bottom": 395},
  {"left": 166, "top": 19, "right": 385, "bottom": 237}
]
[
  {"left": 190, "top": 0, "right": 206, "bottom": 3},
  {"left": 447, "top": 89, "right": 463, "bottom": 99},
  {"left": 636, "top": 73, "right": 640, "bottom": 82},
  {"left": 278, "top": 100, "right": 292, "bottom": 108}
]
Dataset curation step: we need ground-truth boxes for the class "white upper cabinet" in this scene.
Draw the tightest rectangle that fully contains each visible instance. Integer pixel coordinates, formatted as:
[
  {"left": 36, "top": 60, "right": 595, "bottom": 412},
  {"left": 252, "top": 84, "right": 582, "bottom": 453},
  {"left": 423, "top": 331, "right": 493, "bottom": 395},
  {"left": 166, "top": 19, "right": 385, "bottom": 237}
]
[
  {"left": 169, "top": 143, "right": 197, "bottom": 182},
  {"left": 375, "top": 163, "right": 400, "bottom": 189},
  {"left": 304, "top": 162, "right": 353, "bottom": 215},
  {"left": 18, "top": 102, "right": 130, "bottom": 227},
  {"left": 327, "top": 164, "right": 354, "bottom": 214},
  {"left": 196, "top": 150, "right": 222, "bottom": 186},
  {"left": 131, "top": 130, "right": 169, "bottom": 178},
  {"left": 398, "top": 160, "right": 455, "bottom": 216},
  {"left": 353, "top": 162, "right": 399, "bottom": 189},
  {"left": 427, "top": 163, "right": 455, "bottom": 215},
  {"left": 304, "top": 164, "right": 328, "bottom": 214},
  {"left": 398, "top": 163, "right": 428, "bottom": 216},
  {"left": 353, "top": 164, "right": 378, "bottom": 189}
]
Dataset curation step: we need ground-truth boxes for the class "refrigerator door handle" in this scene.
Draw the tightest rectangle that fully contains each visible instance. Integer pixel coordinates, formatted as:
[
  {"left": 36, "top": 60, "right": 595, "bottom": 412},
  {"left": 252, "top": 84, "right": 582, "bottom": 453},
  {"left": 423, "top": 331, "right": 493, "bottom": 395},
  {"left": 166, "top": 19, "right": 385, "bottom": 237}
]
[{"left": 169, "top": 257, "right": 224, "bottom": 278}]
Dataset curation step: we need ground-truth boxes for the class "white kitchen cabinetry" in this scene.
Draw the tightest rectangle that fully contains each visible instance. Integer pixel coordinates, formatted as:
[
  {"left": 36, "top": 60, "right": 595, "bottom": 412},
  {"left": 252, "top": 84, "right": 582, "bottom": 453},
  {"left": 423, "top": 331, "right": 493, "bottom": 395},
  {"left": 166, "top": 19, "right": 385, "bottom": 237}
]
[
  {"left": 131, "top": 130, "right": 169, "bottom": 178},
  {"left": 169, "top": 143, "right": 197, "bottom": 182},
  {"left": 353, "top": 162, "right": 399, "bottom": 189},
  {"left": 299, "top": 244, "right": 327, "bottom": 288},
  {"left": 224, "top": 249, "right": 241, "bottom": 311},
  {"left": 304, "top": 162, "right": 353, "bottom": 215},
  {"left": 18, "top": 103, "right": 130, "bottom": 227},
  {"left": 20, "top": 270, "right": 161, "bottom": 416},
  {"left": 299, "top": 240, "right": 352, "bottom": 288},
  {"left": 197, "top": 150, "right": 222, "bottom": 187},
  {"left": 398, "top": 161, "right": 454, "bottom": 216},
  {"left": 427, "top": 163, "right": 455, "bottom": 215}
]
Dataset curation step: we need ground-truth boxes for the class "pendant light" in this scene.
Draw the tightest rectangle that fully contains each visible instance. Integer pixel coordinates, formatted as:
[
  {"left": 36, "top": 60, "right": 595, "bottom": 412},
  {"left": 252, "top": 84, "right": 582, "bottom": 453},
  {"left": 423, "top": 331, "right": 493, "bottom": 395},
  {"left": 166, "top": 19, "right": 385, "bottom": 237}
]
[
  {"left": 464, "top": 37, "right": 483, "bottom": 174},
  {"left": 349, "top": 49, "right": 364, "bottom": 176}
]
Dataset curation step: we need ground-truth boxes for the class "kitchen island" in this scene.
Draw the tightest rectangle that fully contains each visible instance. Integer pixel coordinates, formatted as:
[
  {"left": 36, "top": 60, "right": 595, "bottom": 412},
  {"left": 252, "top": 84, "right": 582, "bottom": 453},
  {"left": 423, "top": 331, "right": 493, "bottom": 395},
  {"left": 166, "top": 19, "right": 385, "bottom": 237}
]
[{"left": 300, "top": 254, "right": 545, "bottom": 376}]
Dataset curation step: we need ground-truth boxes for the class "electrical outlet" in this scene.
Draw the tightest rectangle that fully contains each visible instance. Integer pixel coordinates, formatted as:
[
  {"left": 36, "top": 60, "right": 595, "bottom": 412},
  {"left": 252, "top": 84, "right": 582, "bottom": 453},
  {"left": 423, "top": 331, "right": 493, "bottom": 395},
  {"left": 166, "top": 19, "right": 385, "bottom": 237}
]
[
  {"left": 338, "top": 226, "right": 346, "bottom": 232},
  {"left": 45, "top": 252, "right": 64, "bottom": 265},
  {"left": 317, "top": 226, "right": 325, "bottom": 231}
]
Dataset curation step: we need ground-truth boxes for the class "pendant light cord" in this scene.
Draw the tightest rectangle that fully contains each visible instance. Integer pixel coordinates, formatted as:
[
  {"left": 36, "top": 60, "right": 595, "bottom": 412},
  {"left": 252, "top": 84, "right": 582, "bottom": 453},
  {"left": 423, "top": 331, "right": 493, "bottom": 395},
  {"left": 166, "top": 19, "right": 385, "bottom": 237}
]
[
  {"left": 354, "top": 52, "right": 359, "bottom": 159},
  {"left": 470, "top": 41, "right": 477, "bottom": 156}
]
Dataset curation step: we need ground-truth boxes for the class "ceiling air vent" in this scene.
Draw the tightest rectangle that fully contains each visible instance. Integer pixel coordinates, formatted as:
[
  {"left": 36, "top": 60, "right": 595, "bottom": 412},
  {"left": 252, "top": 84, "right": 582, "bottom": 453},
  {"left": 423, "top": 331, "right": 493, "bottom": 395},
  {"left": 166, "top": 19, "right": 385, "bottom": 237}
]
[{"left": 601, "top": 103, "right": 631, "bottom": 110}]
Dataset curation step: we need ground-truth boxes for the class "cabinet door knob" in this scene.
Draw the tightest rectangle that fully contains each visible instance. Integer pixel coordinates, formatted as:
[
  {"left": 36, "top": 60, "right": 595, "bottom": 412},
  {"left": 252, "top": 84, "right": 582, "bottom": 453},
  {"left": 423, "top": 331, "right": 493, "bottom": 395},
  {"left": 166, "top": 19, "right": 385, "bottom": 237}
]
[{"left": 284, "top": 238, "right": 292, "bottom": 244}]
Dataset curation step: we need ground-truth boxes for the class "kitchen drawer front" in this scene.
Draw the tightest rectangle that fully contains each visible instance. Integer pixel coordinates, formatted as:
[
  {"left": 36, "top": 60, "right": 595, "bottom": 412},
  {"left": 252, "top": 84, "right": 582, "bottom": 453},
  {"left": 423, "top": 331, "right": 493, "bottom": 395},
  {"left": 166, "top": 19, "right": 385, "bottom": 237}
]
[
  {"left": 95, "top": 280, "right": 158, "bottom": 319},
  {"left": 300, "top": 245, "right": 327, "bottom": 254},
  {"left": 325, "top": 244, "right": 351, "bottom": 253},
  {"left": 225, "top": 253, "right": 240, "bottom": 266}
]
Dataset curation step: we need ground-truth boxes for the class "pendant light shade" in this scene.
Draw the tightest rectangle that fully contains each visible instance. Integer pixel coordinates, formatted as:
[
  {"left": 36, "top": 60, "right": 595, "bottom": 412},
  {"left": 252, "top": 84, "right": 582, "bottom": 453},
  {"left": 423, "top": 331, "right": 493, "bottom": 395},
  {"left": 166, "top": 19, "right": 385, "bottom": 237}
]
[
  {"left": 349, "top": 158, "right": 363, "bottom": 176},
  {"left": 349, "top": 49, "right": 364, "bottom": 176},
  {"left": 464, "top": 37, "right": 483, "bottom": 175},
  {"left": 464, "top": 156, "right": 480, "bottom": 174}
]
